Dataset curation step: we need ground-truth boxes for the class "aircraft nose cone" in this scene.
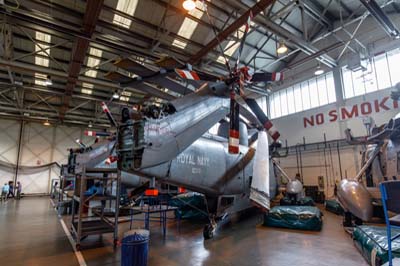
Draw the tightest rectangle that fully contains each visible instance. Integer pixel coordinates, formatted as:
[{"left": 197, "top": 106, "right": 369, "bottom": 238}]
[
  {"left": 286, "top": 180, "right": 303, "bottom": 194},
  {"left": 337, "top": 179, "right": 373, "bottom": 221}
]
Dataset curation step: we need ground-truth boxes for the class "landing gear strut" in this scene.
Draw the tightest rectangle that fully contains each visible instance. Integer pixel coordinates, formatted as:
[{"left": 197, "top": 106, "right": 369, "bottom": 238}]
[
  {"left": 203, "top": 217, "right": 217, "bottom": 239},
  {"left": 343, "top": 211, "right": 363, "bottom": 227}
]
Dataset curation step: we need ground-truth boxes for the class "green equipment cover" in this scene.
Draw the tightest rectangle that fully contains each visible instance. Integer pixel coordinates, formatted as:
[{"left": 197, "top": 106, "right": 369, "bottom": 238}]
[
  {"left": 280, "top": 196, "right": 315, "bottom": 206},
  {"left": 169, "top": 193, "right": 208, "bottom": 220},
  {"left": 263, "top": 206, "right": 323, "bottom": 231},
  {"left": 325, "top": 199, "right": 344, "bottom": 215},
  {"left": 353, "top": 225, "right": 400, "bottom": 266}
]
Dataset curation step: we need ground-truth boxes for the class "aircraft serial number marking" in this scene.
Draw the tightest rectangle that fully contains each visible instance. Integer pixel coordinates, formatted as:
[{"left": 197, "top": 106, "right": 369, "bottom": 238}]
[
  {"left": 192, "top": 168, "right": 201, "bottom": 174},
  {"left": 176, "top": 153, "right": 210, "bottom": 167},
  {"left": 145, "top": 124, "right": 175, "bottom": 136}
]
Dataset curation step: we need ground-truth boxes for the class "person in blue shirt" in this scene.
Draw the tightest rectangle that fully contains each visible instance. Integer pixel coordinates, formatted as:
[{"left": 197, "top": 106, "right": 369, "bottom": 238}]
[
  {"left": 8, "top": 181, "right": 15, "bottom": 199},
  {"left": 1, "top": 183, "right": 9, "bottom": 202}
]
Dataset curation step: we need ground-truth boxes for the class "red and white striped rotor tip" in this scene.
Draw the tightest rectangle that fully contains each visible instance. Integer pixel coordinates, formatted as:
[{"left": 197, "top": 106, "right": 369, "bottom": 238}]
[
  {"left": 228, "top": 129, "right": 240, "bottom": 154},
  {"left": 271, "top": 72, "right": 283, "bottom": 82},
  {"left": 263, "top": 120, "right": 280, "bottom": 141},
  {"left": 101, "top": 101, "right": 110, "bottom": 113},
  {"left": 175, "top": 69, "right": 200, "bottom": 80}
]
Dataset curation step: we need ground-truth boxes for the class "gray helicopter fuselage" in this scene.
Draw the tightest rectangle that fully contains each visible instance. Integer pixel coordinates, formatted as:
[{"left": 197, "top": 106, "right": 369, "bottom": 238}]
[
  {"left": 134, "top": 136, "right": 276, "bottom": 197},
  {"left": 117, "top": 85, "right": 277, "bottom": 215}
]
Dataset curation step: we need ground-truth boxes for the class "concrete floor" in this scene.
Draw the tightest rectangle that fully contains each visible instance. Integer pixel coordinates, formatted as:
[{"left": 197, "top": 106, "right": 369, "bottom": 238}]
[
  {"left": 0, "top": 197, "right": 79, "bottom": 266},
  {"left": 0, "top": 197, "right": 369, "bottom": 266}
]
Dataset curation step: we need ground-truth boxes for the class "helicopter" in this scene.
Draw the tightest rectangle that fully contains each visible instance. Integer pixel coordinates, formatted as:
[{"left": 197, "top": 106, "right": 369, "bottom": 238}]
[
  {"left": 337, "top": 83, "right": 400, "bottom": 226},
  {"left": 68, "top": 9, "right": 307, "bottom": 239}
]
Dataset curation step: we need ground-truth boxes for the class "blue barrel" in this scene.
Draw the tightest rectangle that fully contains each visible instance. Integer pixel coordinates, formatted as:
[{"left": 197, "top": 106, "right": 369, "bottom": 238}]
[{"left": 121, "top": 229, "right": 149, "bottom": 266}]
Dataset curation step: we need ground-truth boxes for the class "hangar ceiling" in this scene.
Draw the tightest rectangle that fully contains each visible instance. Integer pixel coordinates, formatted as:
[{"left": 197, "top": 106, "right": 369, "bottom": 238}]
[{"left": 0, "top": 0, "right": 398, "bottom": 127}]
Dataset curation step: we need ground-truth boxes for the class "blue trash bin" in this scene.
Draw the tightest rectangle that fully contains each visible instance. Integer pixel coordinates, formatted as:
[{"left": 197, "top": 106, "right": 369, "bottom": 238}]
[{"left": 121, "top": 229, "right": 150, "bottom": 266}]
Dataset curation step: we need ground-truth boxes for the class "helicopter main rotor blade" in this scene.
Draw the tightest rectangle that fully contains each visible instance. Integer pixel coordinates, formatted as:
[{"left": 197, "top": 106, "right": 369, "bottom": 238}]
[
  {"left": 101, "top": 102, "right": 118, "bottom": 128},
  {"left": 235, "top": 11, "right": 253, "bottom": 70},
  {"left": 228, "top": 91, "right": 240, "bottom": 154},
  {"left": 244, "top": 98, "right": 280, "bottom": 141},
  {"left": 251, "top": 72, "right": 284, "bottom": 83},
  {"left": 249, "top": 130, "right": 270, "bottom": 211}
]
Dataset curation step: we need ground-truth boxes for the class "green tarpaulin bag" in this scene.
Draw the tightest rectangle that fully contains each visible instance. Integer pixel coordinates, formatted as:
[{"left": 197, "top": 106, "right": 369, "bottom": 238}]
[
  {"left": 263, "top": 206, "right": 323, "bottom": 231},
  {"left": 325, "top": 199, "right": 344, "bottom": 215},
  {"left": 169, "top": 193, "right": 208, "bottom": 220},
  {"left": 280, "top": 196, "right": 315, "bottom": 206},
  {"left": 353, "top": 225, "right": 400, "bottom": 266}
]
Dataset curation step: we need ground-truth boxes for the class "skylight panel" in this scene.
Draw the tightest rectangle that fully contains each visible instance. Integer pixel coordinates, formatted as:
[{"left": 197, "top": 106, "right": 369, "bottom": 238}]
[
  {"left": 81, "top": 88, "right": 93, "bottom": 94},
  {"left": 34, "top": 31, "right": 51, "bottom": 67},
  {"left": 121, "top": 91, "right": 132, "bottom": 96},
  {"left": 119, "top": 90, "right": 131, "bottom": 101},
  {"left": 84, "top": 47, "right": 103, "bottom": 78},
  {"left": 35, "top": 56, "right": 49, "bottom": 67},
  {"left": 34, "top": 73, "right": 47, "bottom": 86},
  {"left": 81, "top": 82, "right": 94, "bottom": 94},
  {"left": 33, "top": 32, "right": 52, "bottom": 86},
  {"left": 172, "top": 1, "right": 205, "bottom": 49},
  {"left": 113, "top": 0, "right": 139, "bottom": 28}
]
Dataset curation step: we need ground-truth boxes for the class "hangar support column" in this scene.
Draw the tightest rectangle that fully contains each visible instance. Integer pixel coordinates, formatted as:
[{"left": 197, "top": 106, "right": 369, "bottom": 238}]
[
  {"left": 333, "top": 67, "right": 346, "bottom": 139},
  {"left": 332, "top": 67, "right": 360, "bottom": 176}
]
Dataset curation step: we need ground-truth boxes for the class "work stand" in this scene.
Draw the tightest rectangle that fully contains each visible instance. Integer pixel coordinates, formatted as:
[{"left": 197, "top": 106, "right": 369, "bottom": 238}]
[
  {"left": 70, "top": 167, "right": 121, "bottom": 250},
  {"left": 54, "top": 165, "right": 76, "bottom": 215}
]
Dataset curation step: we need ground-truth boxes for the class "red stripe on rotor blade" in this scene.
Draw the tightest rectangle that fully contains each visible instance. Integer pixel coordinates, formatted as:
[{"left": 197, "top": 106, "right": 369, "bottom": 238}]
[
  {"left": 176, "top": 69, "right": 186, "bottom": 79},
  {"left": 101, "top": 102, "right": 109, "bottom": 113},
  {"left": 85, "top": 130, "right": 95, "bottom": 136},
  {"left": 229, "top": 145, "right": 239, "bottom": 154},
  {"left": 190, "top": 71, "right": 200, "bottom": 80},
  {"left": 271, "top": 131, "right": 280, "bottom": 141},
  {"left": 264, "top": 120, "right": 273, "bottom": 130},
  {"left": 229, "top": 129, "right": 240, "bottom": 138}
]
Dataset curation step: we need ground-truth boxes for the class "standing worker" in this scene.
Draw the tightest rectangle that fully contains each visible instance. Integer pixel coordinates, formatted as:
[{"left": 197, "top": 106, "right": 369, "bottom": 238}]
[
  {"left": 8, "top": 181, "right": 15, "bottom": 199},
  {"left": 16, "top": 181, "right": 22, "bottom": 200},
  {"left": 1, "top": 183, "right": 9, "bottom": 202}
]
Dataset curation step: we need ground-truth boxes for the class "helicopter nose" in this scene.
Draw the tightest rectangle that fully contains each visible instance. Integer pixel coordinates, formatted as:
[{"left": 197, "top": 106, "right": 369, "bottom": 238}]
[{"left": 337, "top": 179, "right": 373, "bottom": 221}]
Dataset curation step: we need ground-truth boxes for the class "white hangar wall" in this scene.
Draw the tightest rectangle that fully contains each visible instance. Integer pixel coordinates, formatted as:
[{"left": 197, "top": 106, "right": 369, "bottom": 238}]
[
  {"left": 273, "top": 87, "right": 399, "bottom": 146},
  {"left": 272, "top": 87, "right": 399, "bottom": 194},
  {"left": 0, "top": 119, "right": 93, "bottom": 195}
]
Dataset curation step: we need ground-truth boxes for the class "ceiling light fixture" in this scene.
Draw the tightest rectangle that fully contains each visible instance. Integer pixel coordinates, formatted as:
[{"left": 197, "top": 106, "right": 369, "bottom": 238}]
[
  {"left": 314, "top": 64, "right": 324, "bottom": 75},
  {"left": 276, "top": 40, "right": 288, "bottom": 54},
  {"left": 88, "top": 121, "right": 93, "bottom": 128},
  {"left": 113, "top": 91, "right": 120, "bottom": 99},
  {"left": 183, "top": 0, "right": 196, "bottom": 11},
  {"left": 45, "top": 75, "right": 53, "bottom": 86},
  {"left": 43, "top": 119, "right": 51, "bottom": 126}
]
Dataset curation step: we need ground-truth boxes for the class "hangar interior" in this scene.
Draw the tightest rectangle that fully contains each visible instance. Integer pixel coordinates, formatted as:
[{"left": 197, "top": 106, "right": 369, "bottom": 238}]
[{"left": 0, "top": 0, "right": 400, "bottom": 265}]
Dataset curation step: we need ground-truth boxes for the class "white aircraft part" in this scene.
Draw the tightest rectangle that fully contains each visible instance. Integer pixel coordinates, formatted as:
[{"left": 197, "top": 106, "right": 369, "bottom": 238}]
[
  {"left": 249, "top": 131, "right": 270, "bottom": 210},
  {"left": 337, "top": 179, "right": 373, "bottom": 221}
]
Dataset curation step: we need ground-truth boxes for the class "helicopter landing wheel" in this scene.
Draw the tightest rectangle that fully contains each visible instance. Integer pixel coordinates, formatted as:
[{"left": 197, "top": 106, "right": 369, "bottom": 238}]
[{"left": 203, "top": 223, "right": 215, "bottom": 239}]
